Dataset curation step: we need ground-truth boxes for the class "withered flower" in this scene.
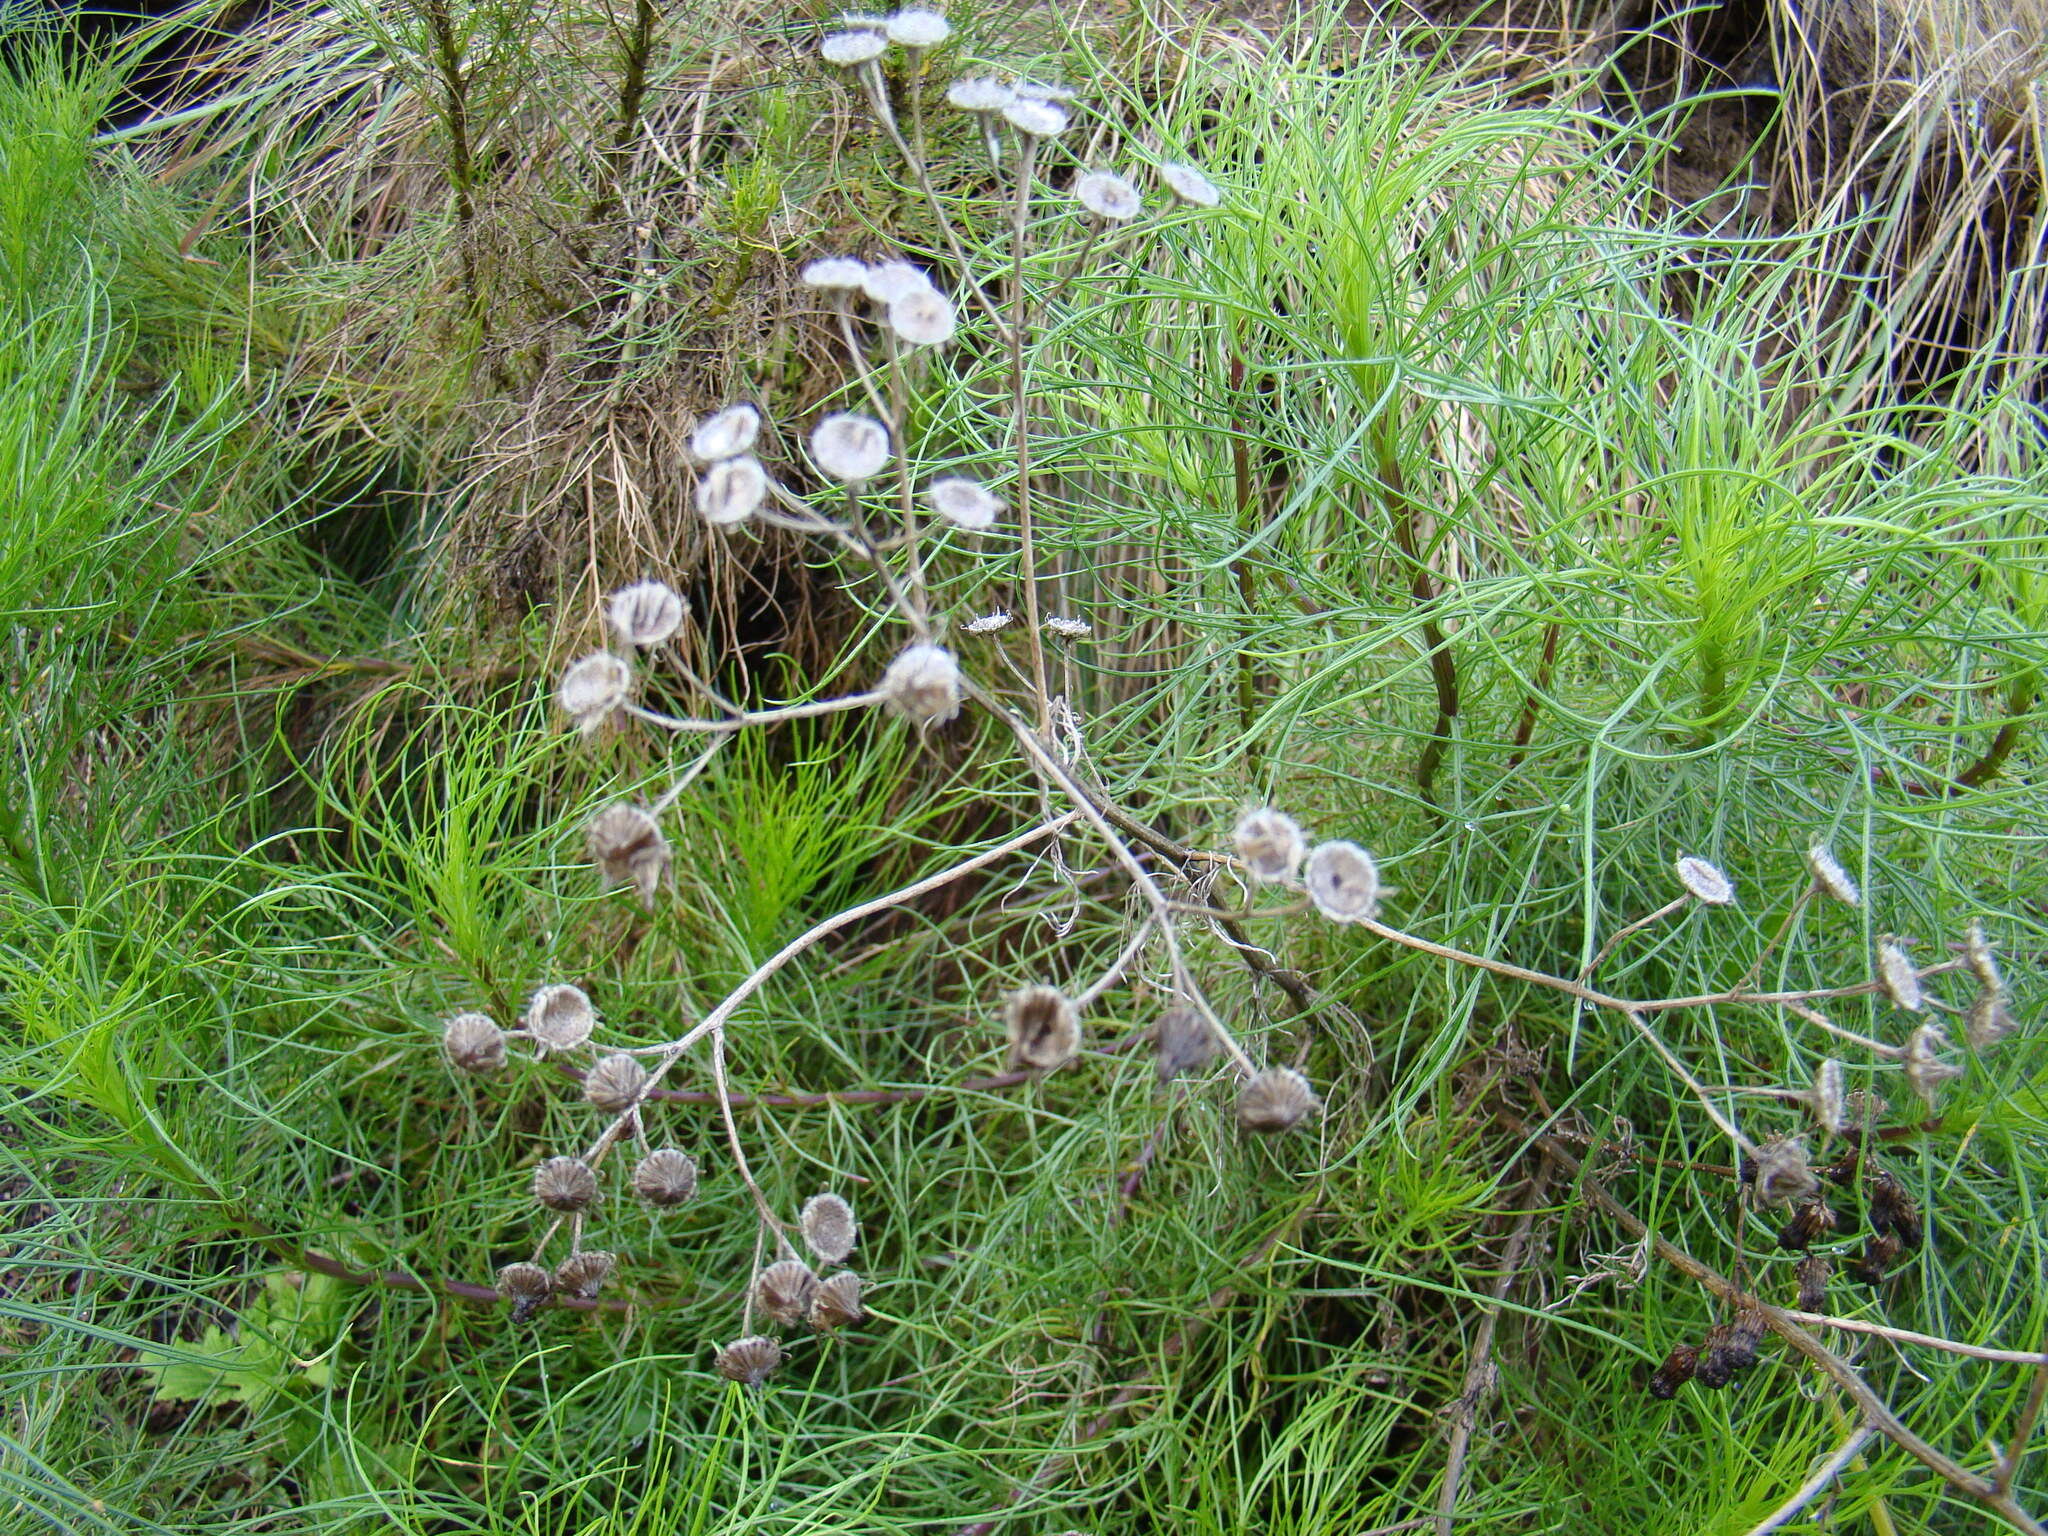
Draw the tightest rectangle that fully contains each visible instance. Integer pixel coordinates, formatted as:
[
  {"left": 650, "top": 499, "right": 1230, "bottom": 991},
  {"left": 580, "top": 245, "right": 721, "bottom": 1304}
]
[
  {"left": 496, "top": 1262, "right": 553, "bottom": 1323},
  {"left": 1876, "top": 938, "right": 1925, "bottom": 1012},
  {"left": 1003, "top": 985, "right": 1081, "bottom": 1072},
  {"left": 810, "top": 1270, "right": 865, "bottom": 1330},
  {"left": 1235, "top": 1067, "right": 1321, "bottom": 1134},
  {"left": 799, "top": 1193, "right": 859, "bottom": 1265},
  {"left": 1154, "top": 1006, "right": 1218, "bottom": 1083},
  {"left": 1775, "top": 1197, "right": 1837, "bottom": 1253},
  {"left": 1850, "top": 1231, "right": 1903, "bottom": 1285},
  {"left": 443, "top": 1011, "right": 506, "bottom": 1074},
  {"left": 715, "top": 1334, "right": 783, "bottom": 1386},
  {"left": 583, "top": 1052, "right": 650, "bottom": 1115},
  {"left": 1647, "top": 1343, "right": 1698, "bottom": 1399},
  {"left": 1795, "top": 1252, "right": 1831, "bottom": 1312},
  {"left": 553, "top": 1250, "right": 616, "bottom": 1302},
  {"left": 633, "top": 1148, "right": 699, "bottom": 1206},
  {"left": 1675, "top": 855, "right": 1736, "bottom": 906},
  {"left": 533, "top": 1155, "right": 599, "bottom": 1213},
  {"left": 1865, "top": 1166, "right": 1922, "bottom": 1249},
  {"left": 524, "top": 984, "right": 597, "bottom": 1054},
  {"left": 586, "top": 804, "right": 671, "bottom": 909},
  {"left": 755, "top": 1259, "right": 820, "bottom": 1327},
  {"left": 1749, "top": 1137, "right": 1818, "bottom": 1207},
  {"left": 1232, "top": 807, "right": 1305, "bottom": 884}
]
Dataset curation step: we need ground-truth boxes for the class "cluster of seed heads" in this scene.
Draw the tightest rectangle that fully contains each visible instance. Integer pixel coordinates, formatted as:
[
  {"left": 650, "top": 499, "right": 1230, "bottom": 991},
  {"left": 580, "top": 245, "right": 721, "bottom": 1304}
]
[{"left": 714, "top": 1192, "right": 867, "bottom": 1387}]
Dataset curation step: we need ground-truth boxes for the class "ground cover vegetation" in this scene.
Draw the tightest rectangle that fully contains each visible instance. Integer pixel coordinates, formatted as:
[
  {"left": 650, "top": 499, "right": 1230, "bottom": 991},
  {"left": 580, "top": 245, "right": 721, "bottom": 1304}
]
[{"left": 2, "top": 0, "right": 2046, "bottom": 1532}]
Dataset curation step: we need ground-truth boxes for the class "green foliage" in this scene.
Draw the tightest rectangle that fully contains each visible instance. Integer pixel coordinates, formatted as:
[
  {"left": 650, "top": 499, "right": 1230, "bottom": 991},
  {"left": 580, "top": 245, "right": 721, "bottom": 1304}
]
[{"left": 139, "top": 1270, "right": 346, "bottom": 1409}]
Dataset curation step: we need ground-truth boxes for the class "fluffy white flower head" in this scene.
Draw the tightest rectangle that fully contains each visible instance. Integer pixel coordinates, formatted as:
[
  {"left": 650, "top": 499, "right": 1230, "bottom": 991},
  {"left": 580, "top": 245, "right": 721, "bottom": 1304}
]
[
  {"left": 689, "top": 403, "right": 760, "bottom": 463},
  {"left": 1043, "top": 615, "right": 1091, "bottom": 640},
  {"left": 557, "top": 652, "right": 633, "bottom": 732},
  {"left": 884, "top": 7, "right": 949, "bottom": 47},
  {"left": 861, "top": 259, "right": 935, "bottom": 305},
  {"left": 811, "top": 414, "right": 892, "bottom": 482},
  {"left": 1234, "top": 807, "right": 1305, "bottom": 884},
  {"left": 607, "top": 580, "right": 685, "bottom": 648},
  {"left": 961, "top": 609, "right": 1012, "bottom": 633},
  {"left": 1877, "top": 938, "right": 1924, "bottom": 1012},
  {"left": 1013, "top": 79, "right": 1077, "bottom": 103},
  {"left": 801, "top": 256, "right": 870, "bottom": 290},
  {"left": 1804, "top": 844, "right": 1859, "bottom": 906},
  {"left": 1158, "top": 161, "right": 1222, "bottom": 207},
  {"left": 1305, "top": 840, "right": 1381, "bottom": 923},
  {"left": 889, "top": 286, "right": 957, "bottom": 346},
  {"left": 820, "top": 28, "right": 886, "bottom": 65},
  {"left": 946, "top": 75, "right": 1014, "bottom": 113},
  {"left": 1075, "top": 170, "right": 1141, "bottom": 221},
  {"left": 925, "top": 476, "right": 1001, "bottom": 530},
  {"left": 1675, "top": 855, "right": 1736, "bottom": 906},
  {"left": 696, "top": 455, "right": 769, "bottom": 525},
  {"left": 1002, "top": 97, "right": 1069, "bottom": 137},
  {"left": 880, "top": 642, "right": 962, "bottom": 725}
]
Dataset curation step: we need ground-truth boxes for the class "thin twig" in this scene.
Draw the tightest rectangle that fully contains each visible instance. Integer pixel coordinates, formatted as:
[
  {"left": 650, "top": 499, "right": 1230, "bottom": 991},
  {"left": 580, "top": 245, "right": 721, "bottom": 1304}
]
[{"left": 1740, "top": 1423, "right": 1876, "bottom": 1536}]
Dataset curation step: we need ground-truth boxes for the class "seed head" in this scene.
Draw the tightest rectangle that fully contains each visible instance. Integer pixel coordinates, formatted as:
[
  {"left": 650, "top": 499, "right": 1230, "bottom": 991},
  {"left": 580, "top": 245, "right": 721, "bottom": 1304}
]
[
  {"left": 496, "top": 1261, "right": 553, "bottom": 1323},
  {"left": 1866, "top": 1165, "right": 1923, "bottom": 1249},
  {"left": 1749, "top": 1137, "right": 1817, "bottom": 1206},
  {"left": 810, "top": 413, "right": 892, "bottom": 483},
  {"left": 557, "top": 652, "right": 633, "bottom": 733},
  {"left": 1013, "top": 79, "right": 1078, "bottom": 103},
  {"left": 889, "top": 286, "right": 957, "bottom": 346},
  {"left": 1808, "top": 1058, "right": 1845, "bottom": 1135},
  {"left": 696, "top": 455, "right": 769, "bottom": 525},
  {"left": 880, "top": 642, "right": 963, "bottom": 726},
  {"left": 1674, "top": 855, "right": 1735, "bottom": 906},
  {"left": 443, "top": 1011, "right": 506, "bottom": 1074},
  {"left": 1795, "top": 1252, "right": 1831, "bottom": 1312},
  {"left": 810, "top": 1270, "right": 865, "bottom": 1329},
  {"left": 1157, "top": 161, "right": 1222, "bottom": 208},
  {"left": 1042, "top": 615, "right": 1091, "bottom": 641},
  {"left": 820, "top": 28, "right": 886, "bottom": 65},
  {"left": 885, "top": 8, "right": 949, "bottom": 47},
  {"left": 802, "top": 255, "right": 870, "bottom": 290},
  {"left": 715, "top": 1334, "right": 783, "bottom": 1386},
  {"left": 1305, "top": 840, "right": 1381, "bottom": 923},
  {"left": 583, "top": 1052, "right": 650, "bottom": 1115},
  {"left": 1902, "top": 1023, "right": 1964, "bottom": 1109},
  {"left": 946, "top": 76, "right": 1014, "bottom": 113},
  {"left": 1233, "top": 807, "right": 1305, "bottom": 884},
  {"left": 1154, "top": 1005, "right": 1218, "bottom": 1083},
  {"left": 533, "top": 1155, "right": 600, "bottom": 1212},
  {"left": 1966, "top": 988, "right": 2018, "bottom": 1050},
  {"left": 585, "top": 803, "right": 670, "bottom": 909},
  {"left": 925, "top": 476, "right": 1002, "bottom": 530},
  {"left": 1964, "top": 919, "right": 2003, "bottom": 993},
  {"left": 553, "top": 1249, "right": 616, "bottom": 1302},
  {"left": 1002, "top": 97, "right": 1069, "bottom": 137},
  {"left": 633, "top": 1148, "right": 699, "bottom": 1206},
  {"left": 524, "top": 984, "right": 597, "bottom": 1054},
  {"left": 1003, "top": 984, "right": 1081, "bottom": 1071},
  {"left": 1074, "top": 170, "right": 1141, "bottom": 221},
  {"left": 1236, "top": 1067, "right": 1320, "bottom": 1134},
  {"left": 799, "top": 1193, "right": 859, "bottom": 1265},
  {"left": 961, "top": 610, "right": 1012, "bottom": 634},
  {"left": 1875, "top": 937, "right": 1924, "bottom": 1012},
  {"left": 860, "top": 259, "right": 935, "bottom": 305},
  {"left": 689, "top": 403, "right": 762, "bottom": 464},
  {"left": 1804, "top": 843, "right": 1859, "bottom": 905},
  {"left": 1775, "top": 1197, "right": 1837, "bottom": 1252},
  {"left": 1851, "top": 1230, "right": 1902, "bottom": 1285},
  {"left": 1647, "top": 1343, "right": 1698, "bottom": 1399},
  {"left": 755, "top": 1259, "right": 820, "bottom": 1327},
  {"left": 607, "top": 580, "right": 686, "bottom": 648}
]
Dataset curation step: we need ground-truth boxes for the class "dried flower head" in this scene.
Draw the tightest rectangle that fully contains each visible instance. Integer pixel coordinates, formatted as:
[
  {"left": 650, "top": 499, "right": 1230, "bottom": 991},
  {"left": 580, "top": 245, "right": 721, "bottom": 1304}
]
[
  {"left": 633, "top": 1148, "right": 699, "bottom": 1206},
  {"left": 885, "top": 7, "right": 949, "bottom": 47},
  {"left": 1042, "top": 615, "right": 1091, "bottom": 641},
  {"left": 1003, "top": 984, "right": 1081, "bottom": 1071},
  {"left": 557, "top": 652, "right": 633, "bottom": 733},
  {"left": 689, "top": 403, "right": 761, "bottom": 464},
  {"left": 607, "top": 580, "right": 686, "bottom": 648},
  {"left": 1647, "top": 1343, "right": 1698, "bottom": 1399},
  {"left": 696, "top": 455, "right": 769, "bottom": 525},
  {"left": 961, "top": 610, "right": 1012, "bottom": 634},
  {"left": 1775, "top": 1197, "right": 1837, "bottom": 1252},
  {"left": 1674, "top": 855, "right": 1736, "bottom": 906},
  {"left": 811, "top": 413, "right": 892, "bottom": 482},
  {"left": 585, "top": 803, "right": 670, "bottom": 909},
  {"left": 1795, "top": 1252, "right": 1831, "bottom": 1312},
  {"left": 1966, "top": 988, "right": 2018, "bottom": 1050},
  {"left": 926, "top": 476, "right": 1002, "bottom": 530},
  {"left": 583, "top": 1052, "right": 650, "bottom": 1115},
  {"left": 889, "top": 285, "right": 957, "bottom": 346},
  {"left": 1808, "top": 1058, "right": 1845, "bottom": 1135},
  {"left": 553, "top": 1249, "right": 616, "bottom": 1302},
  {"left": 810, "top": 1270, "right": 865, "bottom": 1329},
  {"left": 1696, "top": 1310, "right": 1766, "bottom": 1387},
  {"left": 1865, "top": 1165, "right": 1923, "bottom": 1249},
  {"left": 799, "top": 1193, "right": 859, "bottom": 1265},
  {"left": 755, "top": 1259, "right": 820, "bottom": 1327},
  {"left": 1157, "top": 161, "right": 1222, "bottom": 208},
  {"left": 802, "top": 255, "right": 870, "bottom": 290},
  {"left": 1013, "top": 79, "right": 1077, "bottom": 103},
  {"left": 715, "top": 1334, "right": 783, "bottom": 1386},
  {"left": 1749, "top": 1137, "right": 1818, "bottom": 1206},
  {"left": 1875, "top": 937, "right": 1924, "bottom": 1012},
  {"left": 946, "top": 75, "right": 1013, "bottom": 113},
  {"left": 443, "top": 1011, "right": 506, "bottom": 1074},
  {"left": 1851, "top": 1230, "right": 1902, "bottom": 1285},
  {"left": 496, "top": 1261, "right": 553, "bottom": 1323},
  {"left": 820, "top": 28, "right": 886, "bottom": 65},
  {"left": 1305, "top": 840, "right": 1381, "bottom": 923},
  {"left": 1074, "top": 170, "right": 1141, "bottom": 221},
  {"left": 533, "top": 1155, "right": 599, "bottom": 1212},
  {"left": 1844, "top": 1088, "right": 1889, "bottom": 1129},
  {"left": 1233, "top": 807, "right": 1306, "bottom": 884},
  {"left": 1902, "top": 1024, "right": 1964, "bottom": 1109},
  {"left": 1804, "top": 843, "right": 1859, "bottom": 905},
  {"left": 1236, "top": 1067, "right": 1320, "bottom": 1134},
  {"left": 1002, "top": 97, "right": 1069, "bottom": 137},
  {"left": 860, "top": 259, "right": 934, "bottom": 305},
  {"left": 1964, "top": 919, "right": 2003, "bottom": 993},
  {"left": 879, "top": 642, "right": 963, "bottom": 726},
  {"left": 1154, "top": 1006, "right": 1218, "bottom": 1083},
  {"left": 524, "top": 984, "right": 597, "bottom": 1054}
]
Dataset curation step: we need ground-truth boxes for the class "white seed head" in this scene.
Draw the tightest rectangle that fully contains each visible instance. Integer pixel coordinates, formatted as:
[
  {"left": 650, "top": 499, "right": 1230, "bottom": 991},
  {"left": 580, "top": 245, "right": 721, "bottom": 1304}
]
[
  {"left": 633, "top": 1148, "right": 700, "bottom": 1206},
  {"left": 1751, "top": 1137, "right": 1817, "bottom": 1206},
  {"left": 1804, "top": 844, "right": 1859, "bottom": 905},
  {"left": 443, "top": 1011, "right": 506, "bottom": 1074},
  {"left": 1154, "top": 1005, "right": 1219, "bottom": 1083},
  {"left": 524, "top": 984, "right": 597, "bottom": 1053},
  {"left": 809, "top": 1270, "right": 865, "bottom": 1329},
  {"left": 1003, "top": 984, "right": 1081, "bottom": 1071},
  {"left": 888, "top": 285, "right": 957, "bottom": 346},
  {"left": 583, "top": 1052, "right": 650, "bottom": 1115},
  {"left": 585, "top": 803, "right": 670, "bottom": 909},
  {"left": 802, "top": 255, "right": 870, "bottom": 290},
  {"left": 1964, "top": 919, "right": 2002, "bottom": 994},
  {"left": 1903, "top": 1023, "right": 1965, "bottom": 1108},
  {"left": 1233, "top": 807, "right": 1305, "bottom": 884},
  {"left": 696, "top": 455, "right": 770, "bottom": 525},
  {"left": 1809, "top": 1058, "right": 1846, "bottom": 1134},
  {"left": 1675, "top": 855, "right": 1736, "bottom": 906},
  {"left": 688, "top": 403, "right": 761, "bottom": 463},
  {"left": 1001, "top": 97, "right": 1069, "bottom": 137},
  {"left": 1042, "top": 615, "right": 1091, "bottom": 640},
  {"left": 606, "top": 580, "right": 686, "bottom": 648},
  {"left": 946, "top": 75, "right": 1014, "bottom": 113},
  {"left": 961, "top": 609, "right": 1012, "bottom": 634},
  {"left": 810, "top": 413, "right": 892, "bottom": 482},
  {"left": 496, "top": 1261, "right": 553, "bottom": 1323},
  {"left": 924, "top": 476, "right": 1002, "bottom": 530},
  {"left": 715, "top": 1334, "right": 783, "bottom": 1385},
  {"left": 533, "top": 1155, "right": 599, "bottom": 1212},
  {"left": 1157, "top": 161, "right": 1222, "bottom": 207},
  {"left": 879, "top": 642, "right": 963, "bottom": 726},
  {"left": 884, "top": 7, "right": 949, "bottom": 47},
  {"left": 820, "top": 28, "right": 886, "bottom": 65},
  {"left": 1305, "top": 840, "right": 1381, "bottom": 923},
  {"left": 799, "top": 1192, "right": 859, "bottom": 1264},
  {"left": 553, "top": 1250, "right": 616, "bottom": 1302},
  {"left": 1013, "top": 79, "right": 1077, "bottom": 103},
  {"left": 1074, "top": 170, "right": 1141, "bottom": 221},
  {"left": 1236, "top": 1067, "right": 1321, "bottom": 1133},
  {"left": 755, "top": 1259, "right": 820, "bottom": 1327},
  {"left": 1876, "top": 938, "right": 1924, "bottom": 1012},
  {"left": 860, "top": 259, "right": 935, "bottom": 305},
  {"left": 557, "top": 652, "right": 633, "bottom": 733},
  {"left": 1966, "top": 988, "right": 2019, "bottom": 1050}
]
